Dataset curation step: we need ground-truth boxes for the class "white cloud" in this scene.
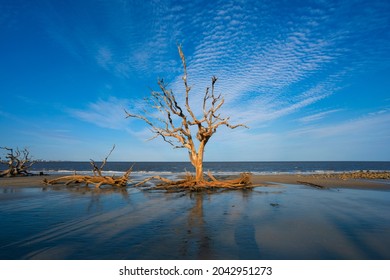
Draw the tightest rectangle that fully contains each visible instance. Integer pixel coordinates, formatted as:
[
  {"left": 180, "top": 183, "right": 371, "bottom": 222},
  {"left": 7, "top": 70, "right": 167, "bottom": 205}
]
[
  {"left": 40, "top": 0, "right": 389, "bottom": 105},
  {"left": 43, "top": 0, "right": 389, "bottom": 160},
  {"left": 96, "top": 47, "right": 113, "bottom": 69},
  {"left": 298, "top": 109, "right": 342, "bottom": 123},
  {"left": 289, "top": 111, "right": 390, "bottom": 139},
  {"left": 154, "top": 0, "right": 389, "bottom": 132},
  {"left": 69, "top": 97, "right": 133, "bottom": 130}
]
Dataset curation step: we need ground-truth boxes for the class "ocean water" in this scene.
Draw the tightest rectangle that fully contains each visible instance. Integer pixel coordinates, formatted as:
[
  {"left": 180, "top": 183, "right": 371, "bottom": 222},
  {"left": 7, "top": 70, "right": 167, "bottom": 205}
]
[{"left": 29, "top": 161, "right": 390, "bottom": 176}]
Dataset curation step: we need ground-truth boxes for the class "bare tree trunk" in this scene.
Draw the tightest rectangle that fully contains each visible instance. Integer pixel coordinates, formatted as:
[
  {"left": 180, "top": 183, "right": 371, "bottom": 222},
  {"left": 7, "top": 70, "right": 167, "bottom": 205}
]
[
  {"left": 194, "top": 158, "right": 204, "bottom": 183},
  {"left": 126, "top": 45, "right": 250, "bottom": 190},
  {"left": 191, "top": 141, "right": 205, "bottom": 183}
]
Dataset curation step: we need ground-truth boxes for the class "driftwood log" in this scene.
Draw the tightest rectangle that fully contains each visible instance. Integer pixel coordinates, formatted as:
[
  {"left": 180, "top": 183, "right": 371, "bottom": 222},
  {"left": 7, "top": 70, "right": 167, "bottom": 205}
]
[
  {"left": 43, "top": 170, "right": 132, "bottom": 188},
  {"left": 135, "top": 172, "right": 253, "bottom": 191},
  {"left": 0, "top": 147, "right": 35, "bottom": 177},
  {"left": 43, "top": 145, "right": 132, "bottom": 188}
]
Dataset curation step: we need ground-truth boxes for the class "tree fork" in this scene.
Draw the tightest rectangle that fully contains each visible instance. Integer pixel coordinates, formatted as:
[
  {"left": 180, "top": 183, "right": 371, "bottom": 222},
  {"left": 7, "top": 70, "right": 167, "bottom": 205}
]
[
  {"left": 126, "top": 45, "right": 249, "bottom": 189},
  {"left": 0, "top": 147, "right": 35, "bottom": 177}
]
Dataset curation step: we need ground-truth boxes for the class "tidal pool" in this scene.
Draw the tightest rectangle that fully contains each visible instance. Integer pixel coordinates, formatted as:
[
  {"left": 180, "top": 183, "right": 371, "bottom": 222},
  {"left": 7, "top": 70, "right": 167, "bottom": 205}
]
[{"left": 0, "top": 184, "right": 389, "bottom": 259}]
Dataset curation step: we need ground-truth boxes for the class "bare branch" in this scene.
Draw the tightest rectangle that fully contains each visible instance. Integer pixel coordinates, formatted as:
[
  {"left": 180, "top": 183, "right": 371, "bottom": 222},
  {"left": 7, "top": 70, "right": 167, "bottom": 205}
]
[
  {"left": 125, "top": 45, "right": 249, "bottom": 185},
  {"left": 226, "top": 122, "right": 249, "bottom": 129},
  {"left": 45, "top": 147, "right": 133, "bottom": 188},
  {"left": 0, "top": 147, "right": 35, "bottom": 177},
  {"left": 178, "top": 45, "right": 198, "bottom": 124},
  {"left": 100, "top": 144, "right": 115, "bottom": 171}
]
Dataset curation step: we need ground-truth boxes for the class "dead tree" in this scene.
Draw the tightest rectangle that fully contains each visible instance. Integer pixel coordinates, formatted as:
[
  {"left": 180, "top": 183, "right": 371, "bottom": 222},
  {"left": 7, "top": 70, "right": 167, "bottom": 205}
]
[
  {"left": 126, "top": 46, "right": 250, "bottom": 189},
  {"left": 0, "top": 147, "right": 35, "bottom": 177},
  {"left": 44, "top": 145, "right": 132, "bottom": 188}
]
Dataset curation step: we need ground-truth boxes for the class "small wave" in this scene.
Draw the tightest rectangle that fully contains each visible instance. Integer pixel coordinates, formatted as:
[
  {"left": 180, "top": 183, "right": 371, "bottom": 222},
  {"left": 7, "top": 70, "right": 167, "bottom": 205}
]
[
  {"left": 38, "top": 170, "right": 97, "bottom": 176},
  {"left": 34, "top": 169, "right": 390, "bottom": 177},
  {"left": 132, "top": 171, "right": 174, "bottom": 174}
]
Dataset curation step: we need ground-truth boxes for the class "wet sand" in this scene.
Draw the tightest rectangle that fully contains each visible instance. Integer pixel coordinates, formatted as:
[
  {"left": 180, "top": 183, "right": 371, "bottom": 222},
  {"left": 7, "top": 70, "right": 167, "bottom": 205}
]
[
  {"left": 1, "top": 174, "right": 390, "bottom": 190},
  {"left": 1, "top": 174, "right": 390, "bottom": 260},
  {"left": 251, "top": 174, "right": 390, "bottom": 190}
]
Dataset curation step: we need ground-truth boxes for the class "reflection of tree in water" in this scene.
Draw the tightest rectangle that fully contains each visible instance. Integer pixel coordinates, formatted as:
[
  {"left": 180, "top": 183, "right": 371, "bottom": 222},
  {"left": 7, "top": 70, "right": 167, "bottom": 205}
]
[
  {"left": 2, "top": 187, "right": 22, "bottom": 194},
  {"left": 180, "top": 193, "right": 213, "bottom": 259},
  {"left": 86, "top": 188, "right": 129, "bottom": 212},
  {"left": 180, "top": 189, "right": 259, "bottom": 259},
  {"left": 41, "top": 185, "right": 130, "bottom": 212}
]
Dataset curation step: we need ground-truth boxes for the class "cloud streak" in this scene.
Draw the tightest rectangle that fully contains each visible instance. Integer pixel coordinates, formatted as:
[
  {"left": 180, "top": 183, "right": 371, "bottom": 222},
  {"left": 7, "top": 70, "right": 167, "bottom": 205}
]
[
  {"left": 68, "top": 97, "right": 132, "bottom": 130},
  {"left": 289, "top": 110, "right": 390, "bottom": 139},
  {"left": 158, "top": 0, "right": 390, "bottom": 128},
  {"left": 40, "top": 0, "right": 389, "bottom": 106},
  {"left": 51, "top": 0, "right": 389, "bottom": 159},
  {"left": 298, "top": 109, "right": 343, "bottom": 123}
]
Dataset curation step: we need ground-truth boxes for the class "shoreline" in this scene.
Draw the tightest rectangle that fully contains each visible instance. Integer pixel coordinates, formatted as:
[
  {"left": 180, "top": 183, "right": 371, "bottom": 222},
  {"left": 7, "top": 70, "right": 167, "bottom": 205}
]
[
  {"left": 1, "top": 173, "right": 390, "bottom": 190},
  {"left": 1, "top": 173, "right": 390, "bottom": 260},
  {"left": 250, "top": 174, "right": 390, "bottom": 190}
]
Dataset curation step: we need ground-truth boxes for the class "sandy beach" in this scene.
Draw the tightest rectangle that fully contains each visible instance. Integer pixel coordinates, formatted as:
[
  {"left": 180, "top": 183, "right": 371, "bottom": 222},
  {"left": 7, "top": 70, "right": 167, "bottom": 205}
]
[
  {"left": 251, "top": 174, "right": 390, "bottom": 190},
  {"left": 1, "top": 173, "right": 390, "bottom": 260},
  {"left": 1, "top": 173, "right": 390, "bottom": 190}
]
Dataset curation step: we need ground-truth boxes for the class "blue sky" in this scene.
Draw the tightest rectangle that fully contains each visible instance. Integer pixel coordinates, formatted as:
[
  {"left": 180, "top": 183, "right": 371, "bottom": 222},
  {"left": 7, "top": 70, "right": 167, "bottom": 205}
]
[{"left": 1, "top": 0, "right": 389, "bottom": 161}]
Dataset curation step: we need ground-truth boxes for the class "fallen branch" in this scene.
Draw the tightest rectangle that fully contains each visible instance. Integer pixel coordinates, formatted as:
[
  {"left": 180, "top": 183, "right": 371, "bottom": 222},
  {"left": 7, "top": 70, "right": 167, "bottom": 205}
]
[
  {"left": 44, "top": 169, "right": 132, "bottom": 188},
  {"left": 43, "top": 146, "right": 132, "bottom": 188},
  {"left": 0, "top": 147, "right": 35, "bottom": 177},
  {"left": 135, "top": 172, "right": 253, "bottom": 191}
]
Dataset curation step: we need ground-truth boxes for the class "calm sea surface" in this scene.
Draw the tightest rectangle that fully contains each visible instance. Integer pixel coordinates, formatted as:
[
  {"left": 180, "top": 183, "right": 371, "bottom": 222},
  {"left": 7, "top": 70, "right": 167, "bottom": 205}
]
[{"left": 29, "top": 161, "right": 390, "bottom": 175}]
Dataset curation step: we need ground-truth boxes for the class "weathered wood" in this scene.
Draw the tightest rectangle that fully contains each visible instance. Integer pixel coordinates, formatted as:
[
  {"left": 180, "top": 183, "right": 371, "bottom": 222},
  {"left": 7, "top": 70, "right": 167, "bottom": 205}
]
[
  {"left": 126, "top": 46, "right": 250, "bottom": 188},
  {"left": 43, "top": 146, "right": 132, "bottom": 188},
  {"left": 135, "top": 172, "right": 253, "bottom": 191},
  {"left": 43, "top": 169, "right": 132, "bottom": 188},
  {"left": 0, "top": 147, "right": 35, "bottom": 177}
]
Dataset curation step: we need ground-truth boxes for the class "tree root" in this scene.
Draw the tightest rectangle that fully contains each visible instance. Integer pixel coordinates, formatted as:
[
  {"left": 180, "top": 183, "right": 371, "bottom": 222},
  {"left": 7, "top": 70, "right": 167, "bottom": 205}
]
[
  {"left": 135, "top": 172, "right": 253, "bottom": 191},
  {"left": 43, "top": 168, "right": 132, "bottom": 188},
  {"left": 43, "top": 146, "right": 133, "bottom": 189},
  {"left": 1, "top": 147, "right": 35, "bottom": 177}
]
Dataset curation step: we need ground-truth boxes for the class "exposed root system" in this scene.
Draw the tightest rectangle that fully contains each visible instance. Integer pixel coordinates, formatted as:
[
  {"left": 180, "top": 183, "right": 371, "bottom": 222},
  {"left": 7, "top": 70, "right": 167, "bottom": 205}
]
[
  {"left": 0, "top": 147, "right": 35, "bottom": 177},
  {"left": 43, "top": 145, "right": 132, "bottom": 188},
  {"left": 43, "top": 169, "right": 132, "bottom": 188},
  {"left": 135, "top": 172, "right": 253, "bottom": 191}
]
